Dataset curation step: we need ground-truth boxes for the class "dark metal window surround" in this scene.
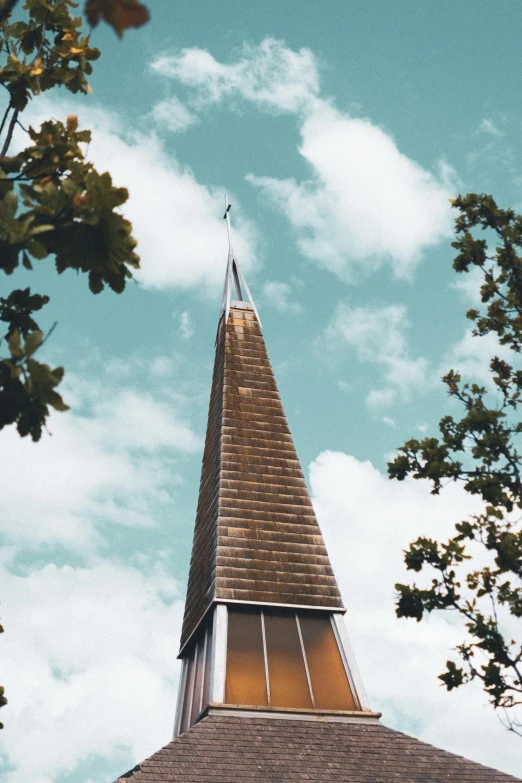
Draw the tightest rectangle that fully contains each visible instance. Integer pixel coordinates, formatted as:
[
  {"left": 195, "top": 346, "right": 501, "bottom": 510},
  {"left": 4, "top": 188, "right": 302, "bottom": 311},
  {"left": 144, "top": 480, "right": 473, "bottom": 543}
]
[
  {"left": 226, "top": 607, "right": 357, "bottom": 711},
  {"left": 180, "top": 615, "right": 214, "bottom": 735}
]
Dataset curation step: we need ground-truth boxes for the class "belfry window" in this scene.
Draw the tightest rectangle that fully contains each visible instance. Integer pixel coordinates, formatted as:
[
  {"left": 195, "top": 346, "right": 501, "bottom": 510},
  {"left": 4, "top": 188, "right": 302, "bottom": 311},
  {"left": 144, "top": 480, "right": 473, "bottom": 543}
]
[
  {"left": 225, "top": 607, "right": 357, "bottom": 711},
  {"left": 225, "top": 606, "right": 268, "bottom": 706}
]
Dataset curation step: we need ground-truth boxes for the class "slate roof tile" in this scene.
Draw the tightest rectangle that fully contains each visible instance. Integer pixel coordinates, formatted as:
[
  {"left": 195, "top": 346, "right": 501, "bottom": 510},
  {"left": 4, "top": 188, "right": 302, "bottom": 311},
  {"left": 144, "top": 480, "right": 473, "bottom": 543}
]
[{"left": 114, "top": 715, "right": 520, "bottom": 783}]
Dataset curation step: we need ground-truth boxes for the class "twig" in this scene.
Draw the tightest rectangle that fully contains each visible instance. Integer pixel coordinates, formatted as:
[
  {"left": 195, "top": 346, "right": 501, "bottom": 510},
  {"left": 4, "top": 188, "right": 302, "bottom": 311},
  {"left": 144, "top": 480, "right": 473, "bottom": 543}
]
[
  {"left": 499, "top": 708, "right": 522, "bottom": 737},
  {"left": 0, "top": 100, "right": 11, "bottom": 137},
  {"left": 1, "top": 24, "right": 11, "bottom": 55},
  {"left": 0, "top": 19, "right": 46, "bottom": 157},
  {"left": 39, "top": 321, "right": 57, "bottom": 350},
  {"left": 0, "top": 104, "right": 17, "bottom": 157}
]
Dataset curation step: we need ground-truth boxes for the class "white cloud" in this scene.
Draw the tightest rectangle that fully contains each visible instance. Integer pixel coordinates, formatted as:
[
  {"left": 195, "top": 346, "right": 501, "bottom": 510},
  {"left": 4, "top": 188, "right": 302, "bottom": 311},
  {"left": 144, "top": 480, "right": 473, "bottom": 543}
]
[
  {"left": 309, "top": 450, "right": 520, "bottom": 776},
  {"left": 179, "top": 311, "right": 193, "bottom": 339},
  {"left": 467, "top": 118, "right": 516, "bottom": 187},
  {"left": 91, "top": 388, "right": 200, "bottom": 453},
  {"left": 86, "top": 122, "right": 256, "bottom": 294},
  {"left": 20, "top": 99, "right": 257, "bottom": 295},
  {"left": 104, "top": 354, "right": 181, "bottom": 381},
  {"left": 441, "top": 328, "right": 511, "bottom": 385},
  {"left": 152, "top": 38, "right": 455, "bottom": 279},
  {"left": 151, "top": 96, "right": 199, "bottom": 132},
  {"left": 366, "top": 388, "right": 397, "bottom": 410},
  {"left": 262, "top": 281, "right": 302, "bottom": 314},
  {"left": 450, "top": 265, "right": 484, "bottom": 305},
  {"left": 150, "top": 356, "right": 178, "bottom": 377},
  {"left": 320, "top": 302, "right": 430, "bottom": 409},
  {"left": 321, "top": 300, "right": 512, "bottom": 413},
  {"left": 151, "top": 38, "right": 320, "bottom": 115},
  {"left": 0, "top": 348, "right": 195, "bottom": 781},
  {"left": 323, "top": 302, "right": 410, "bottom": 359},
  {"left": 248, "top": 104, "right": 455, "bottom": 280},
  {"left": 479, "top": 118, "right": 503, "bottom": 137},
  {"left": 336, "top": 380, "right": 352, "bottom": 394},
  {"left": 0, "top": 369, "right": 201, "bottom": 550},
  {"left": 0, "top": 559, "right": 183, "bottom": 783}
]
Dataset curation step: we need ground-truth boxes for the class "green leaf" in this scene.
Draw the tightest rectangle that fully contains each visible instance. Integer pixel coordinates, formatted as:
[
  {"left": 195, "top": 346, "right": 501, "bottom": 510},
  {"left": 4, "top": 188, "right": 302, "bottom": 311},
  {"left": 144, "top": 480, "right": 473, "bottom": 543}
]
[
  {"left": 24, "top": 330, "right": 43, "bottom": 357},
  {"left": 0, "top": 190, "right": 18, "bottom": 221},
  {"left": 27, "top": 239, "right": 48, "bottom": 260},
  {"left": 439, "top": 661, "right": 465, "bottom": 691},
  {"left": 7, "top": 329, "right": 22, "bottom": 359},
  {"left": 46, "top": 389, "right": 69, "bottom": 412}
]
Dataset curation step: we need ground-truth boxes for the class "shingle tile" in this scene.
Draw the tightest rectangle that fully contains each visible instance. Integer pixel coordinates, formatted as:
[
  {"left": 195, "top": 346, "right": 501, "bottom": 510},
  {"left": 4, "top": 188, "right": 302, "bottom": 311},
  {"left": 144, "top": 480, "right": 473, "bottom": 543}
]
[
  {"left": 113, "top": 715, "right": 520, "bottom": 782},
  {"left": 180, "top": 306, "right": 343, "bottom": 649}
]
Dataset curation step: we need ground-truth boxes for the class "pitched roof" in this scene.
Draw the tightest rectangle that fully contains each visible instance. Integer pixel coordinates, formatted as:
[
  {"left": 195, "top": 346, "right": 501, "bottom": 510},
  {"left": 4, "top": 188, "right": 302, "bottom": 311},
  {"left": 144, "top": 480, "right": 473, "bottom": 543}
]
[
  {"left": 114, "top": 713, "right": 520, "bottom": 783},
  {"left": 180, "top": 304, "right": 343, "bottom": 649}
]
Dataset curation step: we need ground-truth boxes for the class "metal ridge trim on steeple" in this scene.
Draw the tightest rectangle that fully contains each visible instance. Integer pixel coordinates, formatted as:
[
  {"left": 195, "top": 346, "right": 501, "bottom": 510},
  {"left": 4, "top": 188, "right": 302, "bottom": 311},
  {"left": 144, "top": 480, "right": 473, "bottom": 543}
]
[
  {"left": 178, "top": 599, "right": 347, "bottom": 659},
  {"left": 220, "top": 194, "right": 262, "bottom": 330}
]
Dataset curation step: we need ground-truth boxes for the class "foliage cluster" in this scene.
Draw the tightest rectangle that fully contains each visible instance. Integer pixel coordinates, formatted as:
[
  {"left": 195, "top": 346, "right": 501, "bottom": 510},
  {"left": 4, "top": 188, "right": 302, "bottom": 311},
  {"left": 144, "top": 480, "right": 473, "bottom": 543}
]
[
  {"left": 389, "top": 194, "right": 522, "bottom": 732},
  {"left": 0, "top": 0, "right": 146, "bottom": 443}
]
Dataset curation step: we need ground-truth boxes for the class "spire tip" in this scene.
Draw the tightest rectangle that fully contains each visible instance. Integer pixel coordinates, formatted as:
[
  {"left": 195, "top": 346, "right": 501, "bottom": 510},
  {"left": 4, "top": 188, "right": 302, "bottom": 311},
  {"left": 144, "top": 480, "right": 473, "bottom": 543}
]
[{"left": 219, "top": 194, "right": 262, "bottom": 330}]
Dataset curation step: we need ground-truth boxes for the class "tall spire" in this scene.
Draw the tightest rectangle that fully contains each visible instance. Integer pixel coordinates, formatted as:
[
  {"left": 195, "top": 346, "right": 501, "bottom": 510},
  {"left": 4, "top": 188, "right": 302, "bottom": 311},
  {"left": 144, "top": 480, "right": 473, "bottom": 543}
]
[
  {"left": 220, "top": 194, "right": 262, "bottom": 329},
  {"left": 181, "top": 281, "right": 344, "bottom": 653},
  {"left": 171, "top": 205, "right": 370, "bottom": 738}
]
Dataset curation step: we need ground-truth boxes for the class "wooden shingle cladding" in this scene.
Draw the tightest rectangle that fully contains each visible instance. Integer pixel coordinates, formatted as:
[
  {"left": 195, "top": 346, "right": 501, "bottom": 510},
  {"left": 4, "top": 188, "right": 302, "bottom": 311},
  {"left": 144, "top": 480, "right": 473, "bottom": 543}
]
[
  {"left": 114, "top": 714, "right": 521, "bottom": 783},
  {"left": 180, "top": 304, "right": 343, "bottom": 650}
]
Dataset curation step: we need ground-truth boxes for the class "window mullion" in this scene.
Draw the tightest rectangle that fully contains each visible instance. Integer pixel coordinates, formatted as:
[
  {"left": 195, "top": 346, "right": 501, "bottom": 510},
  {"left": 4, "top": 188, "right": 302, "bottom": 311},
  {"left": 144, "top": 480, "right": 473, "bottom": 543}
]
[
  {"left": 199, "top": 628, "right": 208, "bottom": 715},
  {"left": 296, "top": 613, "right": 315, "bottom": 708},
  {"left": 187, "top": 641, "right": 198, "bottom": 724},
  {"left": 260, "top": 610, "right": 271, "bottom": 706}
]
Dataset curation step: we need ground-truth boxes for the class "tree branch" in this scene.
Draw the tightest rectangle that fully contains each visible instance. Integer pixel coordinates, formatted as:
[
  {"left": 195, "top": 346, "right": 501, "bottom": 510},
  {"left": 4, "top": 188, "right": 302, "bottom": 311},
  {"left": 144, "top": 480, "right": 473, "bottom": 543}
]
[
  {"left": 0, "top": 100, "right": 11, "bottom": 137},
  {"left": 0, "top": 105, "right": 17, "bottom": 157}
]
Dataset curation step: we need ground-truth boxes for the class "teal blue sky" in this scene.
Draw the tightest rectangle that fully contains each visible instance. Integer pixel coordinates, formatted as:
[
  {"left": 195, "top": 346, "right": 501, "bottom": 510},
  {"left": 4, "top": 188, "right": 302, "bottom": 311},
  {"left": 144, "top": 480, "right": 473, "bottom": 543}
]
[{"left": 2, "top": 2, "right": 522, "bottom": 781}]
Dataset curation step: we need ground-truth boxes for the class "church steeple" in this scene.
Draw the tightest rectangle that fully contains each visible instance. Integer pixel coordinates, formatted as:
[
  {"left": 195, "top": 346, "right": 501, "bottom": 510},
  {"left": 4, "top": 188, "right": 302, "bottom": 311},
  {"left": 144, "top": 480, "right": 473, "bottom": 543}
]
[
  {"left": 115, "top": 201, "right": 520, "bottom": 783},
  {"left": 174, "top": 201, "right": 370, "bottom": 736}
]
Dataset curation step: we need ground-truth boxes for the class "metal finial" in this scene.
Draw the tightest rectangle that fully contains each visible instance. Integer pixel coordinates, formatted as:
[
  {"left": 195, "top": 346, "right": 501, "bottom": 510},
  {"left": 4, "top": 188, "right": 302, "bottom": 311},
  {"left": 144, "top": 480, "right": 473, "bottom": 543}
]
[
  {"left": 223, "top": 194, "right": 232, "bottom": 242},
  {"left": 219, "top": 194, "right": 262, "bottom": 330}
]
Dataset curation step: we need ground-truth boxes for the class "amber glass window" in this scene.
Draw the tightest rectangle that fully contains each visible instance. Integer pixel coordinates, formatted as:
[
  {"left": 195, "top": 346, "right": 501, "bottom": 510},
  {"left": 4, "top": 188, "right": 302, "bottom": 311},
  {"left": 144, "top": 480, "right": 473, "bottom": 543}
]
[
  {"left": 225, "top": 608, "right": 268, "bottom": 706},
  {"left": 225, "top": 607, "right": 357, "bottom": 712},
  {"left": 264, "top": 611, "right": 313, "bottom": 709},
  {"left": 299, "top": 613, "right": 356, "bottom": 710}
]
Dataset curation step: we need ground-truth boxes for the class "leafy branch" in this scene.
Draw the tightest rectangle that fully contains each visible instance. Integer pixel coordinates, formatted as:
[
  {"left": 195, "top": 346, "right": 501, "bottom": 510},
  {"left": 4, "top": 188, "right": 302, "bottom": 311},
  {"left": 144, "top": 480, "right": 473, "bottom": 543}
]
[
  {"left": 0, "top": 1, "right": 141, "bottom": 446},
  {"left": 389, "top": 194, "right": 522, "bottom": 733}
]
